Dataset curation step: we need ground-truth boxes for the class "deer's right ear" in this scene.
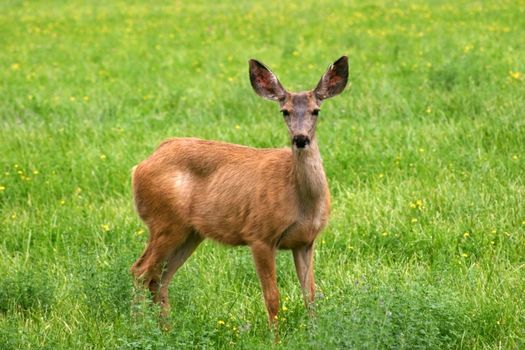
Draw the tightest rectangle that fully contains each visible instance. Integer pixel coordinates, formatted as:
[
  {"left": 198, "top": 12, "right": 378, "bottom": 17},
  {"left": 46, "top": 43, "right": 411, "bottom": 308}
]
[{"left": 249, "top": 59, "right": 286, "bottom": 101}]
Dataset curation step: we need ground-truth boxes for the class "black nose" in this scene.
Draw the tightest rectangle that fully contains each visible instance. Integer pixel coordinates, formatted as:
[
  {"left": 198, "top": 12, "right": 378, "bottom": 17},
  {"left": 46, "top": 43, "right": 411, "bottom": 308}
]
[{"left": 293, "top": 135, "right": 310, "bottom": 148}]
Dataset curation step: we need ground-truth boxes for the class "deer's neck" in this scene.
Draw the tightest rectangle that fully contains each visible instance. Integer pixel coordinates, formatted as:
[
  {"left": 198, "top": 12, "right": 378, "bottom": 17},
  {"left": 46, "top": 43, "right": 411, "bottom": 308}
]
[{"left": 292, "top": 138, "right": 327, "bottom": 204}]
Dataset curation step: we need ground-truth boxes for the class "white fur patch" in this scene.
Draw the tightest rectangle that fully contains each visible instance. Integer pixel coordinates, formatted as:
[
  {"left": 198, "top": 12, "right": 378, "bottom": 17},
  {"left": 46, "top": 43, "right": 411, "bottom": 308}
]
[
  {"left": 173, "top": 171, "right": 192, "bottom": 201},
  {"left": 312, "top": 199, "right": 326, "bottom": 231}
]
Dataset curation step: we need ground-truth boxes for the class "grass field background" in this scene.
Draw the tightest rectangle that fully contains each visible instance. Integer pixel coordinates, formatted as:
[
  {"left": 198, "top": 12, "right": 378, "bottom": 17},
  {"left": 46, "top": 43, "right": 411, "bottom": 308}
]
[{"left": 1, "top": 0, "right": 524, "bottom": 348}]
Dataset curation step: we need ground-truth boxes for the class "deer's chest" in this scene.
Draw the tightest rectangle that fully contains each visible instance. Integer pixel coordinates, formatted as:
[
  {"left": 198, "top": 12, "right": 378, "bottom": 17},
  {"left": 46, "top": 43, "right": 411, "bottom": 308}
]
[{"left": 278, "top": 197, "right": 329, "bottom": 249}]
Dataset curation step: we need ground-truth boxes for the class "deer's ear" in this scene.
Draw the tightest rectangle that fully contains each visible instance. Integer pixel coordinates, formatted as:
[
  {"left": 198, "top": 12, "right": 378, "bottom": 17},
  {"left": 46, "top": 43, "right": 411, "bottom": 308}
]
[
  {"left": 314, "top": 56, "right": 349, "bottom": 100},
  {"left": 249, "top": 59, "right": 286, "bottom": 101}
]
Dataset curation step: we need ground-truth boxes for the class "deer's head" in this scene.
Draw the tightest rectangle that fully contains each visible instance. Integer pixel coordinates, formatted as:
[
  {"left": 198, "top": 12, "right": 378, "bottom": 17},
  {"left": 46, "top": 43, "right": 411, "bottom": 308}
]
[{"left": 249, "top": 56, "right": 348, "bottom": 150}]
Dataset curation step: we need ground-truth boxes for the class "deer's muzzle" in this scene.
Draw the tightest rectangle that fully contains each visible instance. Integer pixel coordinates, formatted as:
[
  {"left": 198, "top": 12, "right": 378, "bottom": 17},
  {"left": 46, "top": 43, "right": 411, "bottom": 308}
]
[{"left": 293, "top": 134, "right": 310, "bottom": 149}]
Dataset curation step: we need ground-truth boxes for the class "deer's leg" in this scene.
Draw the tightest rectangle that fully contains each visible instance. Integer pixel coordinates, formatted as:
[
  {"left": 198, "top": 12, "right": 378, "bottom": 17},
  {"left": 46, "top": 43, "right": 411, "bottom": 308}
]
[
  {"left": 251, "top": 243, "right": 279, "bottom": 332},
  {"left": 292, "top": 243, "right": 315, "bottom": 313},
  {"left": 158, "top": 231, "right": 203, "bottom": 317},
  {"left": 131, "top": 238, "right": 154, "bottom": 285},
  {"left": 131, "top": 224, "right": 191, "bottom": 306}
]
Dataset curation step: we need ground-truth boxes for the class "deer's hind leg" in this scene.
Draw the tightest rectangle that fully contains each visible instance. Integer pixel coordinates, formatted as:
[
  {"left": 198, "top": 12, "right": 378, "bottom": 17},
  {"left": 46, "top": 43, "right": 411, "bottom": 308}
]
[
  {"left": 131, "top": 222, "right": 193, "bottom": 310},
  {"left": 157, "top": 230, "right": 203, "bottom": 316}
]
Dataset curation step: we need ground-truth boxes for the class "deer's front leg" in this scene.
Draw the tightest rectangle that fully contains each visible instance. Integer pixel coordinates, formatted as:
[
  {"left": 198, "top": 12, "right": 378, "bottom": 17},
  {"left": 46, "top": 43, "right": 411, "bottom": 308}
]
[
  {"left": 292, "top": 243, "right": 315, "bottom": 314},
  {"left": 251, "top": 242, "right": 279, "bottom": 331}
]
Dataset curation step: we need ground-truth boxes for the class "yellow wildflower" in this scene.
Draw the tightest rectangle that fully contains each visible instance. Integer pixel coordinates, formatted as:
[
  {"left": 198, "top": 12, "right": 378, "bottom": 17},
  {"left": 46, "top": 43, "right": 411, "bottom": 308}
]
[
  {"left": 463, "top": 232, "right": 470, "bottom": 238},
  {"left": 217, "top": 320, "right": 225, "bottom": 325},
  {"left": 282, "top": 305, "right": 288, "bottom": 312},
  {"left": 411, "top": 218, "right": 418, "bottom": 223},
  {"left": 509, "top": 71, "right": 522, "bottom": 81},
  {"left": 100, "top": 154, "right": 107, "bottom": 160},
  {"left": 11, "top": 63, "right": 20, "bottom": 70},
  {"left": 0, "top": 185, "right": 5, "bottom": 192},
  {"left": 101, "top": 224, "right": 110, "bottom": 232},
  {"left": 461, "top": 253, "right": 468, "bottom": 258}
]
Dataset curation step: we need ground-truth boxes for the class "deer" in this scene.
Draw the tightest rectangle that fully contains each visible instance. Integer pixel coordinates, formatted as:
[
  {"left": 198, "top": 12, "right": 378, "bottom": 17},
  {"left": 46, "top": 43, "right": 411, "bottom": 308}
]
[{"left": 130, "top": 56, "right": 349, "bottom": 333}]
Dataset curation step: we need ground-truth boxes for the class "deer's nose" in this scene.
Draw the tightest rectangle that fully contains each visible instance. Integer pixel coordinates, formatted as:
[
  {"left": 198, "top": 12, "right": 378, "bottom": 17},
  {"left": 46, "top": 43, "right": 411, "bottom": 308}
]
[{"left": 293, "top": 134, "right": 310, "bottom": 148}]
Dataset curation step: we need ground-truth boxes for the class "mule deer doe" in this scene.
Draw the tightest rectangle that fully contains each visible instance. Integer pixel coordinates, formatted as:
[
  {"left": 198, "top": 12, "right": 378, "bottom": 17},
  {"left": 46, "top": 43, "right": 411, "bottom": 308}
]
[{"left": 130, "top": 56, "right": 348, "bottom": 331}]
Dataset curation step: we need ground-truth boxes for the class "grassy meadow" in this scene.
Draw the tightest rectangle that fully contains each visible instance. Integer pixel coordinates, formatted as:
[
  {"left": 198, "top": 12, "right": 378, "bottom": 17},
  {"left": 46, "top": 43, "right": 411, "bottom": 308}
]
[{"left": 1, "top": 0, "right": 525, "bottom": 348}]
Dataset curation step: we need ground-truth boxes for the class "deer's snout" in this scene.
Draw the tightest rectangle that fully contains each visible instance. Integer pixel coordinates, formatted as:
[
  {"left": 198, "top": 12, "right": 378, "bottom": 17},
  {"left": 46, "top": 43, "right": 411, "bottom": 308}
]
[{"left": 293, "top": 134, "right": 310, "bottom": 149}]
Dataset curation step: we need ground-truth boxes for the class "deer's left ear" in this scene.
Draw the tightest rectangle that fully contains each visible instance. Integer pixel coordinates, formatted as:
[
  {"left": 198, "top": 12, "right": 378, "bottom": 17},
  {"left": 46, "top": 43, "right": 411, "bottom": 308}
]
[{"left": 314, "top": 56, "right": 349, "bottom": 100}]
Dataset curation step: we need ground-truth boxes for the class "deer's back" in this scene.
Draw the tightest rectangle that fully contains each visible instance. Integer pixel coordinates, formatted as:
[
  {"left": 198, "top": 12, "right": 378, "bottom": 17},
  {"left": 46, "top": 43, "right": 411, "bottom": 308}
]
[{"left": 133, "top": 138, "right": 303, "bottom": 246}]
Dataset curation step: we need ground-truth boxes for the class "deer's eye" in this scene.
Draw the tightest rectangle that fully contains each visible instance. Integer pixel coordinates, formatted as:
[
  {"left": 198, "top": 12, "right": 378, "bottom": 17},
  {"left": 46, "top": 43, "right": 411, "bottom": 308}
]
[
  {"left": 312, "top": 109, "right": 320, "bottom": 116},
  {"left": 281, "top": 109, "right": 290, "bottom": 117}
]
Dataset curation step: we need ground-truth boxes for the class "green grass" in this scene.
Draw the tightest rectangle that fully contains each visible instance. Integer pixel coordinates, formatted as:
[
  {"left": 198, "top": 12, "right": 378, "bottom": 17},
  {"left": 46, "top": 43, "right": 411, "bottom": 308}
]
[{"left": 1, "top": 0, "right": 524, "bottom": 348}]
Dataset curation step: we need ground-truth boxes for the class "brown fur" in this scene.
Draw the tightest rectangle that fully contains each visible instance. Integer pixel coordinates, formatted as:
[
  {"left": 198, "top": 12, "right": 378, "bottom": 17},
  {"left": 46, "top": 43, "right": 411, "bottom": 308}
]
[{"left": 130, "top": 56, "right": 349, "bottom": 333}]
